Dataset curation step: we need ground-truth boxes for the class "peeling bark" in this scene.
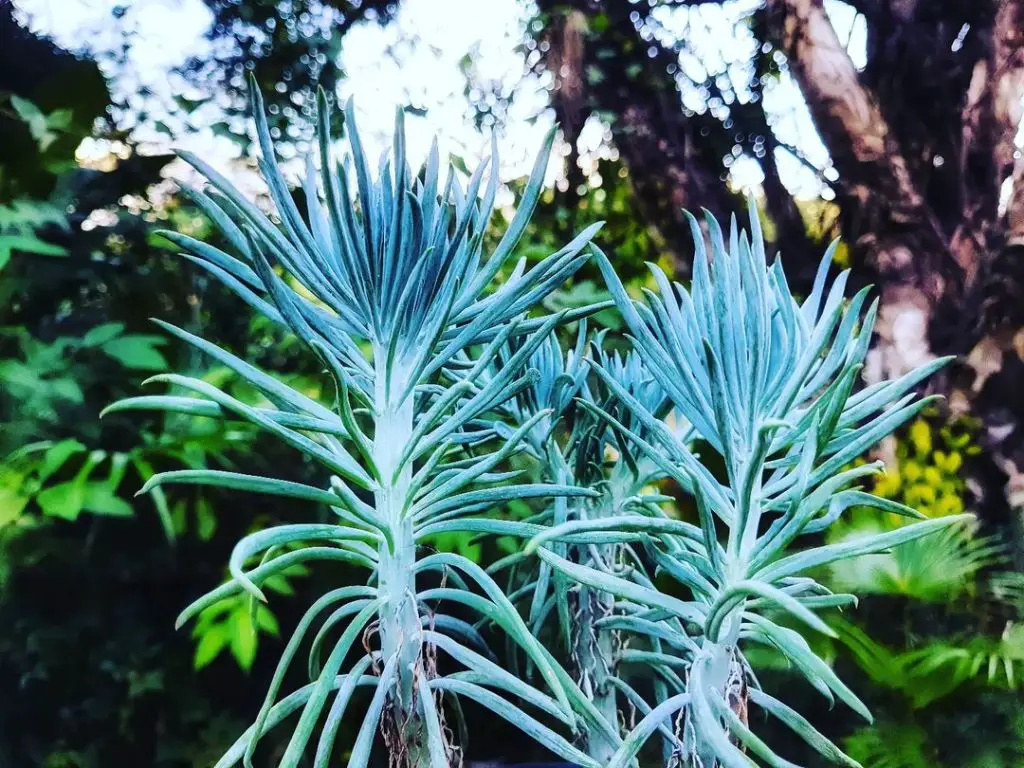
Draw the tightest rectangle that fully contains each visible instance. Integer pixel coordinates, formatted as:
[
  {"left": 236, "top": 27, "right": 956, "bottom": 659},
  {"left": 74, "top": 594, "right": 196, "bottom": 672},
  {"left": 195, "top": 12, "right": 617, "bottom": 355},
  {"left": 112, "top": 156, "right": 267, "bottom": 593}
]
[
  {"left": 963, "top": 0, "right": 1024, "bottom": 560},
  {"left": 992, "top": 1, "right": 1024, "bottom": 191},
  {"left": 994, "top": 1, "right": 1024, "bottom": 252},
  {"left": 1007, "top": 155, "right": 1024, "bottom": 248}
]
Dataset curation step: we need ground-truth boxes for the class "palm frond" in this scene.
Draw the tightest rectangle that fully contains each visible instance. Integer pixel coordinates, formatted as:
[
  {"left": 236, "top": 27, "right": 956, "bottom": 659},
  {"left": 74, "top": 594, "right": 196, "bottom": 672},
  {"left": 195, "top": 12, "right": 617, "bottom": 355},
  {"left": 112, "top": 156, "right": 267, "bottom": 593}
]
[{"left": 828, "top": 517, "right": 1004, "bottom": 602}]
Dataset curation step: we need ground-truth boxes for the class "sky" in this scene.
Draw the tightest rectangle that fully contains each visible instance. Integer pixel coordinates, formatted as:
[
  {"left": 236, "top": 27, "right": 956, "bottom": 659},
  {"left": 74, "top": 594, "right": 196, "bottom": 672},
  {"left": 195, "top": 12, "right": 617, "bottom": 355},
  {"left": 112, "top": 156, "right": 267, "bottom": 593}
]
[{"left": 12, "top": 0, "right": 869, "bottom": 200}]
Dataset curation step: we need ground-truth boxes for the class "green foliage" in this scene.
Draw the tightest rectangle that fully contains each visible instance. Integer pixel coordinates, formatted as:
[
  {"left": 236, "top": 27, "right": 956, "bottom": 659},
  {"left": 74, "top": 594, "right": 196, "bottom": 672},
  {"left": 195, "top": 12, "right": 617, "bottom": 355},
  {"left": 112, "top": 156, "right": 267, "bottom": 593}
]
[
  {"left": 0, "top": 324, "right": 172, "bottom": 450},
  {"left": 832, "top": 617, "right": 1024, "bottom": 709},
  {"left": 828, "top": 517, "right": 1002, "bottom": 603},
  {"left": 97, "top": 333, "right": 170, "bottom": 371},
  {"left": 7, "top": 94, "right": 77, "bottom": 164},
  {"left": 817, "top": 412, "right": 1024, "bottom": 766},
  {"left": 844, "top": 723, "right": 934, "bottom": 768},
  {"left": 522, "top": 159, "right": 664, "bottom": 286},
  {"left": 191, "top": 562, "right": 313, "bottom": 672},
  {"left": 0, "top": 20, "right": 345, "bottom": 766},
  {"left": 0, "top": 197, "right": 68, "bottom": 269},
  {"left": 843, "top": 695, "right": 1024, "bottom": 768}
]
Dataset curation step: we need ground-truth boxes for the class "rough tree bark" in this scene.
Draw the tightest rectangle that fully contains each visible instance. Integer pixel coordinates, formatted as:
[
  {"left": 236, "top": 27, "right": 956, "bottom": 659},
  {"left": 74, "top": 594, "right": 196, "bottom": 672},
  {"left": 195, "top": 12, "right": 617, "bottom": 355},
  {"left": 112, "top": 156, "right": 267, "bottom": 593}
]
[{"left": 764, "top": 0, "right": 966, "bottom": 379}]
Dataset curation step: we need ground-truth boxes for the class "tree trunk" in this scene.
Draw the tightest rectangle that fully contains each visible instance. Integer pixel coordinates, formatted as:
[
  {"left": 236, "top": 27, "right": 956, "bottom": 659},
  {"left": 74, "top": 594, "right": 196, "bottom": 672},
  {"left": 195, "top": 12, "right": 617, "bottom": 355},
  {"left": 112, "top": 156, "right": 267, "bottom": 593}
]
[
  {"left": 765, "top": 0, "right": 1024, "bottom": 546},
  {"left": 764, "top": 0, "right": 966, "bottom": 380}
]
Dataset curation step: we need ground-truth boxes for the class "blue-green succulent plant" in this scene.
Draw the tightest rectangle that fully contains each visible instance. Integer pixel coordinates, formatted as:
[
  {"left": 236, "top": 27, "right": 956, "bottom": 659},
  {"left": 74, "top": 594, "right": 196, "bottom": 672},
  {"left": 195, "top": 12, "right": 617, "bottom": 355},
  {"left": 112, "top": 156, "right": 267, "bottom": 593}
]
[
  {"left": 526, "top": 201, "right": 967, "bottom": 767},
  {"left": 481, "top": 324, "right": 692, "bottom": 763},
  {"left": 106, "top": 79, "right": 614, "bottom": 768},
  {"left": 106, "top": 76, "right": 967, "bottom": 768}
]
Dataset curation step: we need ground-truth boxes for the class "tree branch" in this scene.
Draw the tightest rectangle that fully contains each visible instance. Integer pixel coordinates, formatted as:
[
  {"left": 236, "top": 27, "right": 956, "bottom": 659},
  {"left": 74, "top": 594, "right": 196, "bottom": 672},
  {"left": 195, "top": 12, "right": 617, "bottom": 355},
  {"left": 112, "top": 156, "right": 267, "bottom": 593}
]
[
  {"left": 764, "top": 0, "right": 962, "bottom": 376},
  {"left": 536, "top": 0, "right": 738, "bottom": 274}
]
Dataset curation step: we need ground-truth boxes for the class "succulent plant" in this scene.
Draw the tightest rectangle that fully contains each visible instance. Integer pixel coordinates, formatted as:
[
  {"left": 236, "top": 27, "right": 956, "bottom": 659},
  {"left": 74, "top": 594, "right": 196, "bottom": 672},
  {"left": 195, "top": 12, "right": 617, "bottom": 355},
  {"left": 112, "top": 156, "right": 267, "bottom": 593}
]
[
  {"left": 107, "top": 75, "right": 965, "bottom": 767},
  {"left": 484, "top": 327, "right": 679, "bottom": 762},
  {"left": 107, "top": 79, "right": 612, "bottom": 767},
  {"left": 526, "top": 200, "right": 966, "bottom": 767}
]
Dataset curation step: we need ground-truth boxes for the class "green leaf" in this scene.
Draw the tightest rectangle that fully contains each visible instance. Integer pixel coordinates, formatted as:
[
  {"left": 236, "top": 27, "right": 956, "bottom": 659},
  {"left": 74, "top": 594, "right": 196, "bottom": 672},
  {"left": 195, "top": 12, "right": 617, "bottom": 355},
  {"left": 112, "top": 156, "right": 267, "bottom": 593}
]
[
  {"left": 230, "top": 609, "right": 258, "bottom": 671},
  {"left": 82, "top": 485, "right": 134, "bottom": 516},
  {"left": 10, "top": 95, "right": 59, "bottom": 150},
  {"left": 131, "top": 456, "right": 176, "bottom": 542},
  {"left": 38, "top": 439, "right": 86, "bottom": 482},
  {"left": 36, "top": 481, "right": 85, "bottom": 520},
  {"left": 50, "top": 378, "right": 84, "bottom": 404},
  {"left": 254, "top": 604, "right": 279, "bottom": 635},
  {"left": 101, "top": 335, "right": 169, "bottom": 370},
  {"left": 46, "top": 108, "right": 73, "bottom": 131},
  {"left": 138, "top": 469, "right": 342, "bottom": 508},
  {"left": 0, "top": 486, "right": 30, "bottom": 526},
  {"left": 196, "top": 497, "right": 217, "bottom": 541},
  {"left": 0, "top": 233, "right": 68, "bottom": 259},
  {"left": 83, "top": 323, "right": 125, "bottom": 347},
  {"left": 755, "top": 515, "right": 973, "bottom": 582},
  {"left": 194, "top": 625, "right": 229, "bottom": 669},
  {"left": 425, "top": 530, "right": 483, "bottom": 562}
]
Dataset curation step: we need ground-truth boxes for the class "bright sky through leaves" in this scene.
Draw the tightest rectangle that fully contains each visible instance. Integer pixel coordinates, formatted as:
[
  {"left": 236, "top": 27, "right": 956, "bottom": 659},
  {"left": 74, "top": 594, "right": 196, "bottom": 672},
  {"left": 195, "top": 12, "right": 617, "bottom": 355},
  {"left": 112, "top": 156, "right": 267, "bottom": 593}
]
[{"left": 14, "top": 0, "right": 867, "bottom": 198}]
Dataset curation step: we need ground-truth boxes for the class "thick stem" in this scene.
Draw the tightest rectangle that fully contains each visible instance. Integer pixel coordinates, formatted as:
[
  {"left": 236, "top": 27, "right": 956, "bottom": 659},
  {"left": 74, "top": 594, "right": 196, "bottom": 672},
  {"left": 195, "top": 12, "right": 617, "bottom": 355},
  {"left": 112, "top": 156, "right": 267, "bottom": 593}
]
[
  {"left": 548, "top": 447, "right": 620, "bottom": 761},
  {"left": 693, "top": 442, "right": 756, "bottom": 763},
  {"left": 573, "top": 558, "right": 619, "bottom": 764},
  {"left": 374, "top": 385, "right": 431, "bottom": 766},
  {"left": 689, "top": 620, "right": 745, "bottom": 768},
  {"left": 587, "top": 592, "right": 619, "bottom": 762}
]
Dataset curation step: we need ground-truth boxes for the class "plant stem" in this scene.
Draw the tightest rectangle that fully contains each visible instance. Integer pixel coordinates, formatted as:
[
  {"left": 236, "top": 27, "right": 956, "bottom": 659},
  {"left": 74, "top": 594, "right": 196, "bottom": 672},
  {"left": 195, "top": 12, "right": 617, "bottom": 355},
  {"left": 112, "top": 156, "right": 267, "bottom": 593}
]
[
  {"left": 690, "top": 624, "right": 744, "bottom": 768},
  {"left": 574, "top": 574, "right": 619, "bottom": 763},
  {"left": 374, "top": 379, "right": 431, "bottom": 766},
  {"left": 554, "top": 448, "right": 621, "bottom": 762}
]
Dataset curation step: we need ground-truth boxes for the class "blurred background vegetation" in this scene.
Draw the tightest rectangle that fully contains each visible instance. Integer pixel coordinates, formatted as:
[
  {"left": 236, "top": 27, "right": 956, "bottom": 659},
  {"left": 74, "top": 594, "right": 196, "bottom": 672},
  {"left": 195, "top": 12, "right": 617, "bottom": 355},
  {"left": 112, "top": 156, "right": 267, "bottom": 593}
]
[{"left": 1, "top": 0, "right": 1023, "bottom": 765}]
